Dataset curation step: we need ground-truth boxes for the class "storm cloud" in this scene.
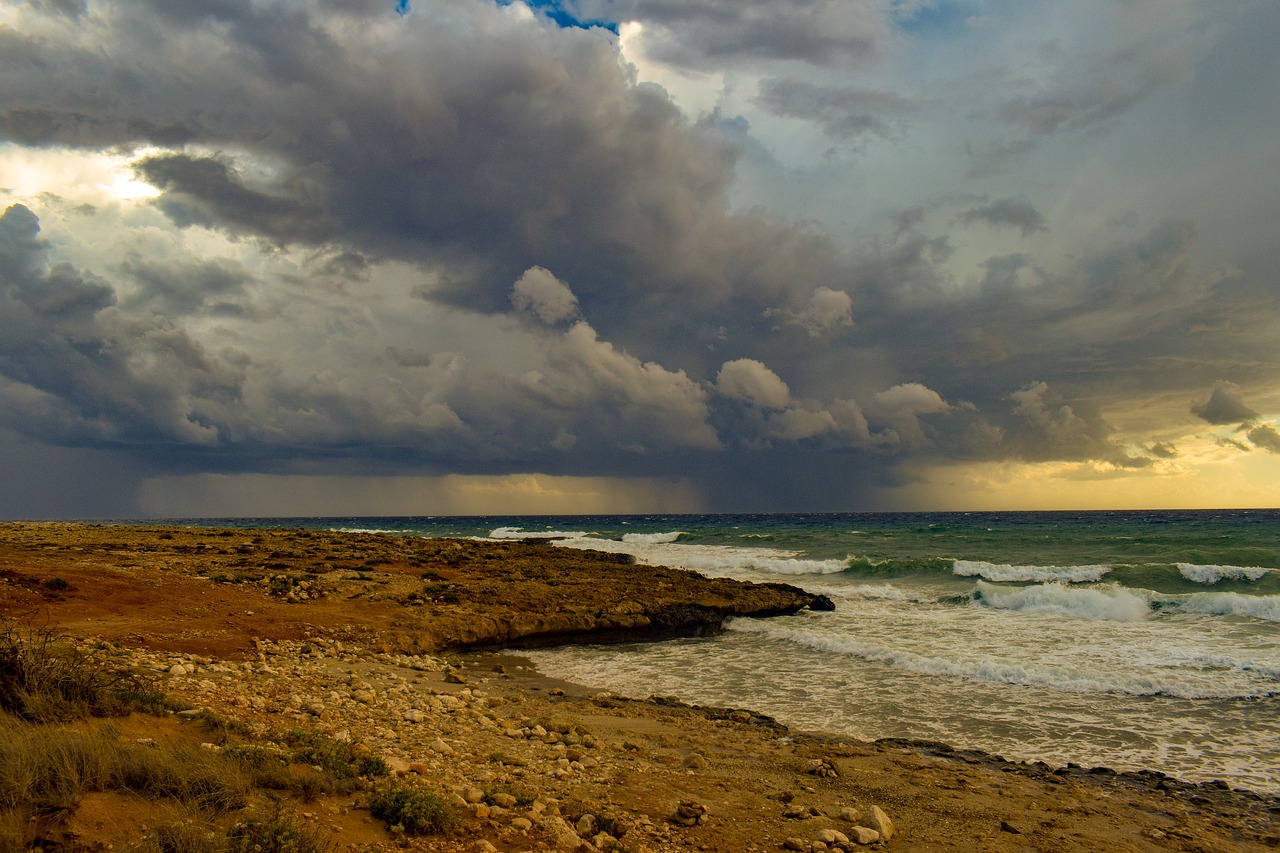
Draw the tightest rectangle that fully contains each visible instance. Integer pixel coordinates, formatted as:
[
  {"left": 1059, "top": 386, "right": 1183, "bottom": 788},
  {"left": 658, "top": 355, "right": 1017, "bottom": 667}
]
[{"left": 1, "top": 0, "right": 1278, "bottom": 515}]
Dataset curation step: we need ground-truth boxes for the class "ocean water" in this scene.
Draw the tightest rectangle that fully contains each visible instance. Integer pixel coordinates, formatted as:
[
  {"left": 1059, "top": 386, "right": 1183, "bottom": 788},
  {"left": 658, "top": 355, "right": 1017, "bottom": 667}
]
[{"left": 168, "top": 511, "right": 1280, "bottom": 793}]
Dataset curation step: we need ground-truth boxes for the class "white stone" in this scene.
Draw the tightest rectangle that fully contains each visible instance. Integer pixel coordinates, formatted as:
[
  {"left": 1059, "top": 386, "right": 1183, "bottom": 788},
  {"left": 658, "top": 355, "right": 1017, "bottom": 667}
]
[
  {"left": 849, "top": 826, "right": 880, "bottom": 845},
  {"left": 860, "top": 805, "right": 894, "bottom": 841}
]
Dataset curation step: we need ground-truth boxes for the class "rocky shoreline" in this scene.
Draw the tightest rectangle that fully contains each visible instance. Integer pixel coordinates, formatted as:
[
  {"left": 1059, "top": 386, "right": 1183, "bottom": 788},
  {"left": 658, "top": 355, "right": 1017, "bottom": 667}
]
[{"left": 2, "top": 522, "right": 1279, "bottom": 851}]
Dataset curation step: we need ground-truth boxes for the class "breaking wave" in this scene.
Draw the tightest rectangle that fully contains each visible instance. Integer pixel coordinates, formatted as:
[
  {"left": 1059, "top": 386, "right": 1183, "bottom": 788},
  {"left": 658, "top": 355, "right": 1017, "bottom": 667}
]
[
  {"left": 620, "top": 531, "right": 684, "bottom": 544},
  {"left": 973, "top": 581, "right": 1151, "bottom": 622},
  {"left": 1178, "top": 563, "right": 1274, "bottom": 584},
  {"left": 954, "top": 560, "right": 1111, "bottom": 584}
]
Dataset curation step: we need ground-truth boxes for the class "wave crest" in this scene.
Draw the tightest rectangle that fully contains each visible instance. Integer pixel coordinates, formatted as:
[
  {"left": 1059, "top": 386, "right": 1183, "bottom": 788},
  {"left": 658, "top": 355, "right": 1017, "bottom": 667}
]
[
  {"left": 621, "top": 531, "right": 684, "bottom": 544},
  {"left": 974, "top": 581, "right": 1150, "bottom": 622},
  {"left": 1177, "top": 563, "right": 1273, "bottom": 584},
  {"left": 954, "top": 560, "right": 1111, "bottom": 583}
]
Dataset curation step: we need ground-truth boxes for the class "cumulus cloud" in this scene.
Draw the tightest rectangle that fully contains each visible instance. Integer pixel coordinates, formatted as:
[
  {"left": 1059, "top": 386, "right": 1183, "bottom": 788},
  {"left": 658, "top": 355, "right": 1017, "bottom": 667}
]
[
  {"left": 715, "top": 358, "right": 791, "bottom": 409},
  {"left": 511, "top": 266, "right": 580, "bottom": 324},
  {"left": 1192, "top": 381, "right": 1257, "bottom": 425},
  {"left": 522, "top": 322, "right": 721, "bottom": 452}
]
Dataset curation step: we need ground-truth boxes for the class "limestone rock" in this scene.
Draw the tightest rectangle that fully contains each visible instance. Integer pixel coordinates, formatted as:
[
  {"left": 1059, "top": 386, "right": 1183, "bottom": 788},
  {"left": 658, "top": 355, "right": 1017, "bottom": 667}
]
[
  {"left": 815, "top": 828, "right": 849, "bottom": 845},
  {"left": 859, "top": 805, "right": 894, "bottom": 841},
  {"left": 848, "top": 826, "right": 880, "bottom": 845},
  {"left": 539, "top": 816, "right": 584, "bottom": 851}
]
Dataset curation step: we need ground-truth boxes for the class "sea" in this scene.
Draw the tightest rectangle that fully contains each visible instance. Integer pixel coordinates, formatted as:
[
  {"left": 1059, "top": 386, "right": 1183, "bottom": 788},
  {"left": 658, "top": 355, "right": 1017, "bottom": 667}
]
[{"left": 161, "top": 510, "right": 1280, "bottom": 794}]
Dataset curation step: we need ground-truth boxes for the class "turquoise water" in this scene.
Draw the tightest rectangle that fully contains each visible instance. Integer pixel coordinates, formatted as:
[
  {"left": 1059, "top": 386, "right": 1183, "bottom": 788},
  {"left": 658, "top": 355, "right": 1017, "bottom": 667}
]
[{"left": 159, "top": 511, "right": 1280, "bottom": 792}]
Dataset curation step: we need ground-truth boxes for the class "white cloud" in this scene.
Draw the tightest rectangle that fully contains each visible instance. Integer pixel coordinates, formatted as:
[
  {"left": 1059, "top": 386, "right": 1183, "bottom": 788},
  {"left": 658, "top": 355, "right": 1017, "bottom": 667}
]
[
  {"left": 511, "top": 265, "right": 580, "bottom": 324},
  {"left": 715, "top": 358, "right": 792, "bottom": 409}
]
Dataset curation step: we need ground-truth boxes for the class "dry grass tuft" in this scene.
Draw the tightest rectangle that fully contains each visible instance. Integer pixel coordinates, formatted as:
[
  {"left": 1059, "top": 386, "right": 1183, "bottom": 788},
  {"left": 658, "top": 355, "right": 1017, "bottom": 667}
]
[{"left": 0, "top": 619, "right": 164, "bottom": 721}]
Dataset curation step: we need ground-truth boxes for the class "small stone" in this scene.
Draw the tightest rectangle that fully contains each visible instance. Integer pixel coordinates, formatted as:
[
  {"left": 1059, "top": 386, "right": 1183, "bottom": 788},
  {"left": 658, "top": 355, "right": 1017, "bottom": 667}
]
[
  {"left": 471, "top": 841, "right": 498, "bottom": 852},
  {"left": 351, "top": 689, "right": 375, "bottom": 704},
  {"left": 848, "top": 826, "right": 880, "bottom": 845},
  {"left": 783, "top": 838, "right": 808, "bottom": 852},
  {"left": 815, "top": 829, "right": 848, "bottom": 845},
  {"left": 683, "top": 753, "right": 710, "bottom": 770},
  {"left": 1000, "top": 820, "right": 1022, "bottom": 834},
  {"left": 575, "top": 814, "right": 597, "bottom": 837},
  {"left": 463, "top": 788, "right": 485, "bottom": 804},
  {"left": 510, "top": 817, "right": 533, "bottom": 831},
  {"left": 430, "top": 738, "right": 455, "bottom": 755},
  {"left": 838, "top": 807, "right": 861, "bottom": 823},
  {"left": 384, "top": 756, "right": 411, "bottom": 776},
  {"left": 403, "top": 708, "right": 426, "bottom": 723},
  {"left": 491, "top": 793, "right": 517, "bottom": 809}
]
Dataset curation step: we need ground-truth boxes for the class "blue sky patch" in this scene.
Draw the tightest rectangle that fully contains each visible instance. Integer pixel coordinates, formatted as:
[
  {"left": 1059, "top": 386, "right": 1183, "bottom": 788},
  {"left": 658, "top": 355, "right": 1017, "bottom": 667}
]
[{"left": 496, "top": 0, "right": 619, "bottom": 34}]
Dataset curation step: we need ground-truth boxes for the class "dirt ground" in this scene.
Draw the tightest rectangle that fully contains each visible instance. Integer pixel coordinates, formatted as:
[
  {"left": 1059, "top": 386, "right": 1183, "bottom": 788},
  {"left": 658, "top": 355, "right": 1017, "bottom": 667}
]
[{"left": 2, "top": 522, "right": 1278, "bottom": 852}]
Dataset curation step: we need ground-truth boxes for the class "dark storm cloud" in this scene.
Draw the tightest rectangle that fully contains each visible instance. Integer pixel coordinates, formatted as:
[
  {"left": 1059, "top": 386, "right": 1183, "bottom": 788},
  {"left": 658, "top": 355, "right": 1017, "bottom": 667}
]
[
  {"left": 1248, "top": 424, "right": 1280, "bottom": 454},
  {"left": 2, "top": 0, "right": 867, "bottom": 363},
  {"left": 1192, "top": 381, "right": 1258, "bottom": 425},
  {"left": 958, "top": 198, "right": 1046, "bottom": 237},
  {"left": 1, "top": 0, "right": 1277, "bottom": 514},
  {"left": 752, "top": 78, "right": 914, "bottom": 141}
]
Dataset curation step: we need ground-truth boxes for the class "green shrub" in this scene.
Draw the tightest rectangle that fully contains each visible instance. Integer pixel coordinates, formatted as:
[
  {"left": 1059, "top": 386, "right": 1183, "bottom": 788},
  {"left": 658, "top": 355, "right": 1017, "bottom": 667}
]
[
  {"left": 226, "top": 803, "right": 330, "bottom": 853},
  {"left": 278, "top": 729, "right": 388, "bottom": 781},
  {"left": 368, "top": 782, "right": 461, "bottom": 836}
]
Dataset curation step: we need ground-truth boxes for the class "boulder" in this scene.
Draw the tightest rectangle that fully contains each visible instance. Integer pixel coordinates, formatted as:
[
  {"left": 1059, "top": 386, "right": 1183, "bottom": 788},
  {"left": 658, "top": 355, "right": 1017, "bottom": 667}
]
[{"left": 859, "top": 805, "right": 894, "bottom": 841}]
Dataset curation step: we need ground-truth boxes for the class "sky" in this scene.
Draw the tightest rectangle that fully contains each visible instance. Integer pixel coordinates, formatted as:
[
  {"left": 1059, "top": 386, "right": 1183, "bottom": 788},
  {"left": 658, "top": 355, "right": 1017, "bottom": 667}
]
[{"left": 0, "top": 0, "right": 1278, "bottom": 518}]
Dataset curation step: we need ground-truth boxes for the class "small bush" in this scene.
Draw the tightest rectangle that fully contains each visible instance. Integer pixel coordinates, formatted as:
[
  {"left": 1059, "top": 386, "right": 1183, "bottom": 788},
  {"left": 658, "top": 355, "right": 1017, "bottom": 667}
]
[
  {"left": 278, "top": 730, "right": 388, "bottom": 781},
  {"left": 42, "top": 578, "right": 69, "bottom": 592},
  {"left": 226, "top": 802, "right": 330, "bottom": 853},
  {"left": 0, "top": 620, "right": 161, "bottom": 721},
  {"left": 368, "top": 782, "right": 461, "bottom": 836}
]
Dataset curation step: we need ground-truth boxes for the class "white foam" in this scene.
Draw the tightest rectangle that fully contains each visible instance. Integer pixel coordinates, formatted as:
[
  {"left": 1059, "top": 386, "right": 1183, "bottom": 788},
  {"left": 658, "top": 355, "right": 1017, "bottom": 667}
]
[
  {"left": 974, "top": 581, "right": 1151, "bottom": 622},
  {"left": 725, "top": 618, "right": 1269, "bottom": 700},
  {"left": 1174, "top": 592, "right": 1280, "bottom": 623},
  {"left": 953, "top": 560, "right": 1111, "bottom": 583},
  {"left": 487, "top": 526, "right": 588, "bottom": 540},
  {"left": 841, "top": 583, "right": 939, "bottom": 604},
  {"left": 552, "top": 537, "right": 848, "bottom": 577},
  {"left": 1177, "top": 563, "right": 1273, "bottom": 584},
  {"left": 620, "top": 531, "right": 684, "bottom": 544}
]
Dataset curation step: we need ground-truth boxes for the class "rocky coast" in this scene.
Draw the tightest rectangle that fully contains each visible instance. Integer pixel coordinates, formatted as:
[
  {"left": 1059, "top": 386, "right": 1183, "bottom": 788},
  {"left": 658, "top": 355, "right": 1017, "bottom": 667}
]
[{"left": 1, "top": 522, "right": 1277, "bottom": 852}]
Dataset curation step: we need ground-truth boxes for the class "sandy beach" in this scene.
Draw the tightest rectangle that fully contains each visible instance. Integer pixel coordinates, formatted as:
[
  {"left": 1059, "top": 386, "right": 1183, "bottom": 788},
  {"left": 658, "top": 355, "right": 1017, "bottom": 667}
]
[{"left": 2, "top": 522, "right": 1277, "bottom": 852}]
